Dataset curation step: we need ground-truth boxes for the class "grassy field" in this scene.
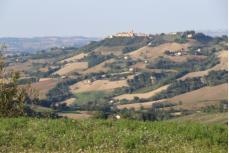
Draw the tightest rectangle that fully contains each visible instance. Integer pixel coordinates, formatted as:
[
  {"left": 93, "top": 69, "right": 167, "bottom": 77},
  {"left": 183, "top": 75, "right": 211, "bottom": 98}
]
[
  {"left": 31, "top": 105, "right": 54, "bottom": 113},
  {"left": 0, "top": 118, "right": 227, "bottom": 153},
  {"left": 74, "top": 91, "right": 108, "bottom": 105}
]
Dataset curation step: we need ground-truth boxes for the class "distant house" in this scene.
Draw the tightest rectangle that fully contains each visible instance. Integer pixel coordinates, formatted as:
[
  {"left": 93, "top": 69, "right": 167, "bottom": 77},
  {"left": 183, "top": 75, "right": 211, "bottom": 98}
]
[
  {"left": 61, "top": 76, "right": 66, "bottom": 79},
  {"left": 187, "top": 34, "right": 193, "bottom": 38},
  {"left": 169, "top": 32, "right": 177, "bottom": 35},
  {"left": 175, "top": 52, "right": 182, "bottom": 56},
  {"left": 116, "top": 115, "right": 121, "bottom": 119}
]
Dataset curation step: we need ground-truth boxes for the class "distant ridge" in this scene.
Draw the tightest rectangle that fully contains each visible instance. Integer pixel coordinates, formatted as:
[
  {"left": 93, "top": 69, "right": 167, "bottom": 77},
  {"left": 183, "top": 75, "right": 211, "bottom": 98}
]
[
  {"left": 197, "top": 29, "right": 228, "bottom": 36},
  {"left": 0, "top": 36, "right": 99, "bottom": 53}
]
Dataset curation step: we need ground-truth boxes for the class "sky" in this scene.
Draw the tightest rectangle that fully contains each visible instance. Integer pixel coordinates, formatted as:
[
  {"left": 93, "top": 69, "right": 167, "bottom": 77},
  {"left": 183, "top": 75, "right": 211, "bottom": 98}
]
[{"left": 0, "top": 0, "right": 228, "bottom": 37}]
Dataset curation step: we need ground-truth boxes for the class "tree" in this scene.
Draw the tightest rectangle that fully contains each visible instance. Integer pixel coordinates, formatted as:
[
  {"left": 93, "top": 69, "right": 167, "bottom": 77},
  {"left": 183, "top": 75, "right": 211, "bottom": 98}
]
[{"left": 0, "top": 44, "right": 37, "bottom": 117}]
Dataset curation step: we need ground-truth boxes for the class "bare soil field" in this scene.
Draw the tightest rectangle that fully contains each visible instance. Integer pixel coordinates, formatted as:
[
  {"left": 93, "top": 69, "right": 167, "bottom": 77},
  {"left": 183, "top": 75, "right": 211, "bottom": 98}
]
[
  {"left": 117, "top": 99, "right": 165, "bottom": 109},
  {"left": 30, "top": 78, "right": 59, "bottom": 99},
  {"left": 39, "top": 78, "right": 53, "bottom": 82},
  {"left": 57, "top": 98, "right": 76, "bottom": 106},
  {"left": 54, "top": 62, "right": 88, "bottom": 75},
  {"left": 114, "top": 84, "right": 170, "bottom": 100},
  {"left": 60, "top": 53, "right": 88, "bottom": 63},
  {"left": 58, "top": 111, "right": 91, "bottom": 119},
  {"left": 39, "top": 67, "right": 49, "bottom": 72},
  {"left": 6, "top": 62, "right": 31, "bottom": 71},
  {"left": 128, "top": 42, "right": 192, "bottom": 61},
  {"left": 117, "top": 83, "right": 228, "bottom": 110},
  {"left": 70, "top": 79, "right": 128, "bottom": 93},
  {"left": 180, "top": 51, "right": 228, "bottom": 80},
  {"left": 168, "top": 83, "right": 228, "bottom": 110},
  {"left": 29, "top": 59, "right": 51, "bottom": 63},
  {"left": 82, "top": 58, "right": 115, "bottom": 74}
]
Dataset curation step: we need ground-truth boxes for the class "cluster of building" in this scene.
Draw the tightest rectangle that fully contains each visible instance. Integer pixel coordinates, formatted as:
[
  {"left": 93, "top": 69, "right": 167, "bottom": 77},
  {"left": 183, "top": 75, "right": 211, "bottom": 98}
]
[{"left": 108, "top": 30, "right": 150, "bottom": 38}]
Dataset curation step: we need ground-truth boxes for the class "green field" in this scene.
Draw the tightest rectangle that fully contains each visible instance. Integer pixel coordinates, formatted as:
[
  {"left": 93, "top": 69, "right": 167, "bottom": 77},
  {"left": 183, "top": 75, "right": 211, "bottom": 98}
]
[
  {"left": 74, "top": 91, "right": 108, "bottom": 105},
  {"left": 60, "top": 110, "right": 81, "bottom": 114},
  {"left": 0, "top": 118, "right": 227, "bottom": 153}
]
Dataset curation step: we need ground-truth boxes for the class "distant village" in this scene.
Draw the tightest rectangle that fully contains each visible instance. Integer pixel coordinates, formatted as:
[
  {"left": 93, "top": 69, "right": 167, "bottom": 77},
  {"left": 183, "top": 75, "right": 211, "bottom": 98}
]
[{"left": 108, "top": 30, "right": 150, "bottom": 38}]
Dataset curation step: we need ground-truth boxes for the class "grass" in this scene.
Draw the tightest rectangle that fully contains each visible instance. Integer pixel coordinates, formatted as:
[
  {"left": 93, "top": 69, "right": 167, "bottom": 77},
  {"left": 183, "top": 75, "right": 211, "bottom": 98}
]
[
  {"left": 74, "top": 91, "right": 108, "bottom": 105},
  {"left": 31, "top": 106, "right": 54, "bottom": 113},
  {"left": 0, "top": 118, "right": 227, "bottom": 153}
]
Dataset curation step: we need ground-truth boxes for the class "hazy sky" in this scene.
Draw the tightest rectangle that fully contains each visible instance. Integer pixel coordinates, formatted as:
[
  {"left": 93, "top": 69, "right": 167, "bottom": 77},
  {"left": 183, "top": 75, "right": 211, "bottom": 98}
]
[{"left": 0, "top": 0, "right": 227, "bottom": 37}]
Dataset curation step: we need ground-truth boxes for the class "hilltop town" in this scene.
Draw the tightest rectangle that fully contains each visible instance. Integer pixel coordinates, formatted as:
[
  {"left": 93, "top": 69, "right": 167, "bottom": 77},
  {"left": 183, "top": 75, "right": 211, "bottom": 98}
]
[{"left": 108, "top": 30, "right": 150, "bottom": 38}]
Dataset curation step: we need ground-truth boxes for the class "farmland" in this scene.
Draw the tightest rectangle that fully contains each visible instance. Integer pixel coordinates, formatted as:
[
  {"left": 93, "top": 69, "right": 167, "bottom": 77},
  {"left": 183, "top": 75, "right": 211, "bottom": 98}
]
[
  {"left": 74, "top": 91, "right": 109, "bottom": 105},
  {"left": 115, "top": 84, "right": 169, "bottom": 100},
  {"left": 2, "top": 31, "right": 228, "bottom": 126},
  {"left": 70, "top": 79, "right": 128, "bottom": 93},
  {"left": 117, "top": 83, "right": 228, "bottom": 110}
]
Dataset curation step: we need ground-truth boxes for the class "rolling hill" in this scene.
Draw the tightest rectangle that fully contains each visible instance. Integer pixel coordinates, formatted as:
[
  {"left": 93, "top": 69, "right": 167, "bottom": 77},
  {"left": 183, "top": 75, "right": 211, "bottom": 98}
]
[{"left": 3, "top": 30, "right": 228, "bottom": 123}]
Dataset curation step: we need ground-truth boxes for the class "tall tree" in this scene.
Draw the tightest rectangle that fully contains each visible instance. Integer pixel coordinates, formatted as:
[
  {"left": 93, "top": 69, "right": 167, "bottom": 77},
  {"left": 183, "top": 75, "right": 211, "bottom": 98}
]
[{"left": 0, "top": 43, "right": 36, "bottom": 117}]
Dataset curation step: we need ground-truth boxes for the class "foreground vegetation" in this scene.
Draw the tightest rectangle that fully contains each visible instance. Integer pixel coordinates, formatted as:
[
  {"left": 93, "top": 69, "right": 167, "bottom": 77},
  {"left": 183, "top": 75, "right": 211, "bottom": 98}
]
[{"left": 0, "top": 118, "right": 227, "bottom": 153}]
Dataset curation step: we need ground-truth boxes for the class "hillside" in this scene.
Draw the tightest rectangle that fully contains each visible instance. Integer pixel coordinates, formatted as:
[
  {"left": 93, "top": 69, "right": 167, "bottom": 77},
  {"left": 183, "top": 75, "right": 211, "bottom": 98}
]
[
  {"left": 0, "top": 118, "right": 227, "bottom": 153},
  {"left": 117, "top": 83, "right": 228, "bottom": 110},
  {"left": 3, "top": 30, "right": 228, "bottom": 123},
  {"left": 180, "top": 51, "right": 228, "bottom": 80}
]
